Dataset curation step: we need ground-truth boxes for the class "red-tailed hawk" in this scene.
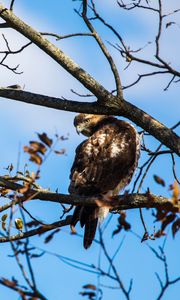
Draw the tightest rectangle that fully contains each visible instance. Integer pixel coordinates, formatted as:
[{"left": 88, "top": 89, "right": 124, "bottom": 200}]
[{"left": 69, "top": 114, "right": 140, "bottom": 249}]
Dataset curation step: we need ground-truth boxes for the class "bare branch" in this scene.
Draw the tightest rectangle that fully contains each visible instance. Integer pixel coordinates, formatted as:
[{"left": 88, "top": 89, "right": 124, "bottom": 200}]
[
  {"left": 155, "top": 247, "right": 180, "bottom": 300},
  {"left": 40, "top": 31, "right": 93, "bottom": 40},
  {"left": 0, "top": 33, "right": 32, "bottom": 73},
  {"left": 99, "top": 229, "right": 131, "bottom": 300},
  {"left": 10, "top": 0, "right": 16, "bottom": 11},
  {"left": 82, "top": 0, "right": 123, "bottom": 97},
  {"left": 0, "top": 216, "right": 72, "bottom": 243},
  {"left": 123, "top": 71, "right": 169, "bottom": 90}
]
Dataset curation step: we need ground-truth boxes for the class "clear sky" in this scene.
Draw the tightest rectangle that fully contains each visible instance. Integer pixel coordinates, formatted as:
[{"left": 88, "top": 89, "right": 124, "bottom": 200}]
[{"left": 0, "top": 1, "right": 179, "bottom": 299}]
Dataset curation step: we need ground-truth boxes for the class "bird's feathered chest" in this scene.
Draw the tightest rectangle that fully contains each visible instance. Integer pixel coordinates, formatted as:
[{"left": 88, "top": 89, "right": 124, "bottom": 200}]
[{"left": 69, "top": 120, "right": 139, "bottom": 196}]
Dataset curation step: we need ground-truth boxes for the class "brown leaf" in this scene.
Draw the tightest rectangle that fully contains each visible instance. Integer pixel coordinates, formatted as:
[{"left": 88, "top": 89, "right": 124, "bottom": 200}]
[
  {"left": 29, "top": 141, "right": 47, "bottom": 155},
  {"left": 154, "top": 230, "right": 166, "bottom": 238},
  {"left": 44, "top": 229, "right": 60, "bottom": 243},
  {"left": 37, "top": 133, "right": 53, "bottom": 147},
  {"left": 112, "top": 211, "right": 131, "bottom": 237},
  {"left": 153, "top": 175, "right": 165, "bottom": 187},
  {"left": 29, "top": 153, "right": 42, "bottom": 165},
  {"left": 1, "top": 214, "right": 8, "bottom": 222},
  {"left": 83, "top": 284, "right": 97, "bottom": 291},
  {"left": 161, "top": 213, "right": 176, "bottom": 231},
  {"left": 172, "top": 218, "right": 180, "bottom": 238}
]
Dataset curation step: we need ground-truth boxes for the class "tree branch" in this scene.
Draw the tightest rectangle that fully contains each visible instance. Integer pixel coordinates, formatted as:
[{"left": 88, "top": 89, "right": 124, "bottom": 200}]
[
  {"left": 0, "top": 176, "right": 177, "bottom": 213},
  {"left": 82, "top": 0, "right": 123, "bottom": 98},
  {"left": 0, "top": 87, "right": 179, "bottom": 155},
  {"left": 0, "top": 217, "right": 72, "bottom": 243},
  {"left": 0, "top": 4, "right": 109, "bottom": 100}
]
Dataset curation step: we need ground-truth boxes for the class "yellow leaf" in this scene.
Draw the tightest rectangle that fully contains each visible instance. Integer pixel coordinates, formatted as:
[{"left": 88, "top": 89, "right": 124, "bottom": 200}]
[
  {"left": 15, "top": 218, "right": 23, "bottom": 231},
  {"left": 172, "top": 181, "right": 179, "bottom": 206}
]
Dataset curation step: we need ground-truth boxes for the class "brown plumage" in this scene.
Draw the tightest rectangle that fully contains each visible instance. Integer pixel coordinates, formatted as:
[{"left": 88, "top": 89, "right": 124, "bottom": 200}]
[{"left": 69, "top": 114, "right": 140, "bottom": 249}]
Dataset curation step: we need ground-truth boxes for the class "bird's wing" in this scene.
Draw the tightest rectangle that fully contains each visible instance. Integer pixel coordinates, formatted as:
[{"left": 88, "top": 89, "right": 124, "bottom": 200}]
[{"left": 69, "top": 122, "right": 137, "bottom": 196}]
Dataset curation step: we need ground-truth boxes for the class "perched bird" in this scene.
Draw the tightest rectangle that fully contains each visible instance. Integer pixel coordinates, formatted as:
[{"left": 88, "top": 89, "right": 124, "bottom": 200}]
[{"left": 69, "top": 114, "right": 140, "bottom": 249}]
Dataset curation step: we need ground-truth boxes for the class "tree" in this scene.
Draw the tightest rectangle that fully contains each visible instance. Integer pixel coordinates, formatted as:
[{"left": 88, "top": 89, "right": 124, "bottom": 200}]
[{"left": 0, "top": 1, "right": 179, "bottom": 299}]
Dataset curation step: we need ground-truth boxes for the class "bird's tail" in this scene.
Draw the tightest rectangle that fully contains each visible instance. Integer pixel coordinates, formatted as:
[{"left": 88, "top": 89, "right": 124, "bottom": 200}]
[
  {"left": 70, "top": 206, "right": 109, "bottom": 249},
  {"left": 83, "top": 209, "right": 99, "bottom": 249}
]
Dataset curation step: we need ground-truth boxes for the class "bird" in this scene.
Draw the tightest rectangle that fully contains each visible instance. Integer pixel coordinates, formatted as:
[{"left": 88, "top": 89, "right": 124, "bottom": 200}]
[{"left": 69, "top": 113, "right": 140, "bottom": 249}]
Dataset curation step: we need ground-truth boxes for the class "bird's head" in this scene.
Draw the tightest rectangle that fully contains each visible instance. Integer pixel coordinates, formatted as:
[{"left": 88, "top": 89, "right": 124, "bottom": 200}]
[{"left": 74, "top": 114, "right": 109, "bottom": 136}]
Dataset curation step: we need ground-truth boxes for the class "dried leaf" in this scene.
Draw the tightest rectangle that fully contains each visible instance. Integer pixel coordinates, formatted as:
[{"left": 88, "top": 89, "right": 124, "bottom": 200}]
[
  {"left": 172, "top": 181, "right": 179, "bottom": 206},
  {"left": 44, "top": 229, "right": 60, "bottom": 244},
  {"left": 29, "top": 153, "right": 42, "bottom": 165},
  {"left": 83, "top": 284, "right": 97, "bottom": 291},
  {"left": 112, "top": 211, "right": 131, "bottom": 237},
  {"left": 166, "top": 21, "right": 175, "bottom": 28},
  {"left": 37, "top": 132, "right": 53, "bottom": 147},
  {"left": 112, "top": 226, "right": 122, "bottom": 237},
  {"left": 153, "top": 175, "right": 165, "bottom": 187},
  {"left": 1, "top": 214, "right": 8, "bottom": 222},
  {"left": 15, "top": 218, "right": 23, "bottom": 231},
  {"left": 154, "top": 230, "right": 166, "bottom": 238},
  {"left": 172, "top": 218, "right": 180, "bottom": 238},
  {"left": 161, "top": 213, "right": 176, "bottom": 231},
  {"left": 29, "top": 141, "right": 47, "bottom": 155}
]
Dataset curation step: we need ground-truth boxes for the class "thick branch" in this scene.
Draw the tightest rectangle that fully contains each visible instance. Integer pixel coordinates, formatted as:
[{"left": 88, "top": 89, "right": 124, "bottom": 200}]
[
  {"left": 0, "top": 176, "right": 177, "bottom": 213},
  {"left": 0, "top": 88, "right": 179, "bottom": 155}
]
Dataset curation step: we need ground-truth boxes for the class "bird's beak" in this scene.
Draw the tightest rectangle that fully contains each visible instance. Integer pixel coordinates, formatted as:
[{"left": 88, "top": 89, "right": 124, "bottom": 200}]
[{"left": 76, "top": 125, "right": 81, "bottom": 135}]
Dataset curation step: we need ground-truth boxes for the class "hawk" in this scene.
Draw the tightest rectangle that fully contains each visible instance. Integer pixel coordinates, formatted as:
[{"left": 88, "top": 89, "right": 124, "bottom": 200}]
[{"left": 69, "top": 114, "right": 140, "bottom": 249}]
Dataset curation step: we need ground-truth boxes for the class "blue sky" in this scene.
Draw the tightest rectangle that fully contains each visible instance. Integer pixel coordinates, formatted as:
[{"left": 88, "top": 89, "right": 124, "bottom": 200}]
[{"left": 0, "top": 1, "right": 180, "bottom": 299}]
